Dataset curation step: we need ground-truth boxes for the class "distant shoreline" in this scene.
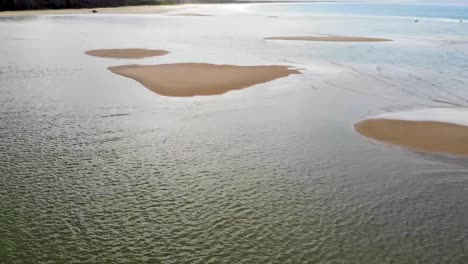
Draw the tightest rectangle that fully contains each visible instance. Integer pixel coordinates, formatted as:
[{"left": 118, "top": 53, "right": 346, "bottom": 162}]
[
  {"left": 0, "top": 0, "right": 172, "bottom": 11},
  {"left": 0, "top": 1, "right": 330, "bottom": 17},
  {"left": 0, "top": 4, "right": 184, "bottom": 17}
]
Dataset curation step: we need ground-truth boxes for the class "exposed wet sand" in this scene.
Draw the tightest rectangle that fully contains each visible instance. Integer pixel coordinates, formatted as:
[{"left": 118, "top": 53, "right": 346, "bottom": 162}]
[
  {"left": 265, "top": 36, "right": 393, "bottom": 42},
  {"left": 0, "top": 5, "right": 181, "bottom": 17},
  {"left": 85, "top": 49, "right": 169, "bottom": 59},
  {"left": 108, "top": 63, "right": 301, "bottom": 97},
  {"left": 355, "top": 119, "right": 468, "bottom": 157}
]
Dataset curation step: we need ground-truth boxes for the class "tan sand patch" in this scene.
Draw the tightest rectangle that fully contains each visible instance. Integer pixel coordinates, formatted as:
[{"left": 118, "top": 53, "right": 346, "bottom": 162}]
[
  {"left": 354, "top": 119, "right": 468, "bottom": 157},
  {"left": 108, "top": 63, "right": 301, "bottom": 97},
  {"left": 85, "top": 49, "right": 169, "bottom": 59},
  {"left": 265, "top": 36, "right": 393, "bottom": 42}
]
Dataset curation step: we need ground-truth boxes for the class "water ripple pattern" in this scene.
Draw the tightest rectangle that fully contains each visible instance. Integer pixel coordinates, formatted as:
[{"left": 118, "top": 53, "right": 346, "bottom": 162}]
[{"left": 1, "top": 5, "right": 468, "bottom": 264}]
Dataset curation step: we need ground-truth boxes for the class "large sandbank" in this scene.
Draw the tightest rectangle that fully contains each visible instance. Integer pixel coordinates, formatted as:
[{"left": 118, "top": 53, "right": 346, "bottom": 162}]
[
  {"left": 85, "top": 49, "right": 169, "bottom": 59},
  {"left": 108, "top": 63, "right": 301, "bottom": 97},
  {"left": 355, "top": 119, "right": 468, "bottom": 157},
  {"left": 265, "top": 36, "right": 393, "bottom": 42},
  {"left": 0, "top": 5, "right": 180, "bottom": 17}
]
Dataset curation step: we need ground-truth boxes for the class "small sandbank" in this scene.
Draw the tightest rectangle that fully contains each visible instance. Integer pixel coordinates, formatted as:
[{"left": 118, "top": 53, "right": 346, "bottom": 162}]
[
  {"left": 0, "top": 5, "right": 179, "bottom": 17},
  {"left": 108, "top": 63, "right": 301, "bottom": 97},
  {"left": 355, "top": 119, "right": 468, "bottom": 157},
  {"left": 265, "top": 36, "right": 393, "bottom": 42},
  {"left": 85, "top": 49, "right": 169, "bottom": 59}
]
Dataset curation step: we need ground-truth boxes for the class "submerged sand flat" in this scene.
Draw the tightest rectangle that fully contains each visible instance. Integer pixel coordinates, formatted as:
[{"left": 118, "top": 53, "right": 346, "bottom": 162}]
[
  {"left": 85, "top": 49, "right": 169, "bottom": 59},
  {"left": 265, "top": 36, "right": 393, "bottom": 42},
  {"left": 108, "top": 63, "right": 301, "bottom": 97},
  {"left": 355, "top": 119, "right": 468, "bottom": 157},
  {"left": 0, "top": 5, "right": 179, "bottom": 16}
]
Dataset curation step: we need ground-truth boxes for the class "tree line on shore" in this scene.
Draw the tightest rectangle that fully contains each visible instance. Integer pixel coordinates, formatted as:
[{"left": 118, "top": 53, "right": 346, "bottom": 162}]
[
  {"left": 0, "top": 0, "right": 171, "bottom": 10},
  {"left": 1, "top": 0, "right": 236, "bottom": 11}
]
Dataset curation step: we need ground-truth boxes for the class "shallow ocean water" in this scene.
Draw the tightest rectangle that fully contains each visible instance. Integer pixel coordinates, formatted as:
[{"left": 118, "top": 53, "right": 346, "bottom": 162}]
[
  {"left": 1, "top": 3, "right": 468, "bottom": 264},
  {"left": 251, "top": 2, "right": 468, "bottom": 20}
]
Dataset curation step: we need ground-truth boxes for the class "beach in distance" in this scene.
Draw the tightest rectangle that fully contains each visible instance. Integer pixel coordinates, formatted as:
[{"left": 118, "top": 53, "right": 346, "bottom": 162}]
[
  {"left": 0, "top": 3, "right": 180, "bottom": 16},
  {"left": 1, "top": 1, "right": 468, "bottom": 264}
]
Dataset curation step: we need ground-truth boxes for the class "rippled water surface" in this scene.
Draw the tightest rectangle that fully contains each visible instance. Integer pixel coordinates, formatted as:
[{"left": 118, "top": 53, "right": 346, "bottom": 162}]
[
  {"left": 252, "top": 2, "right": 468, "bottom": 20},
  {"left": 1, "top": 3, "right": 468, "bottom": 263}
]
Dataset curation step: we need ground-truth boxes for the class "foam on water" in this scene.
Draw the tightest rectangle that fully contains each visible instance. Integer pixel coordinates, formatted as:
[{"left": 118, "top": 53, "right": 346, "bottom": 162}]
[{"left": 371, "top": 108, "right": 468, "bottom": 127}]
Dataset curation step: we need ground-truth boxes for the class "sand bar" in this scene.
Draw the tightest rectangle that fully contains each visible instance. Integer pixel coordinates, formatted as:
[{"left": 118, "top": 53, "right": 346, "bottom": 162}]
[
  {"left": 265, "top": 36, "right": 393, "bottom": 42},
  {"left": 108, "top": 63, "right": 301, "bottom": 97},
  {"left": 355, "top": 119, "right": 468, "bottom": 157},
  {"left": 0, "top": 5, "right": 180, "bottom": 17},
  {"left": 85, "top": 49, "right": 169, "bottom": 59}
]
